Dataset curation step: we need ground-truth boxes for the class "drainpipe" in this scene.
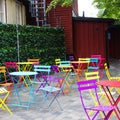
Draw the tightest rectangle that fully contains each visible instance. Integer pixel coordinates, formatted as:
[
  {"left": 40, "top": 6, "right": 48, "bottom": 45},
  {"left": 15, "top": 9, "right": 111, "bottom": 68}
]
[{"left": 5, "top": 0, "right": 7, "bottom": 23}]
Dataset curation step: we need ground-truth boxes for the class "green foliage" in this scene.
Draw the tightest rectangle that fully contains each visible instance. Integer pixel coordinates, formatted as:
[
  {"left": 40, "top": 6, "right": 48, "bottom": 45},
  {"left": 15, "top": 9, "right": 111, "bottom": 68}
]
[
  {"left": 46, "top": 0, "right": 75, "bottom": 12},
  {"left": 0, "top": 23, "right": 66, "bottom": 65},
  {"left": 93, "top": 0, "right": 120, "bottom": 23}
]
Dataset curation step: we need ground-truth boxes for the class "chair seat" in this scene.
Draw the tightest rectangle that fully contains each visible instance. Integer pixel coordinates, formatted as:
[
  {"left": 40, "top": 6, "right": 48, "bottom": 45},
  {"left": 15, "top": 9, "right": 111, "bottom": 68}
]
[
  {"left": 0, "top": 87, "right": 8, "bottom": 93},
  {"left": 86, "top": 105, "right": 115, "bottom": 112},
  {"left": 39, "top": 86, "right": 61, "bottom": 92},
  {"left": 0, "top": 83, "right": 13, "bottom": 86}
]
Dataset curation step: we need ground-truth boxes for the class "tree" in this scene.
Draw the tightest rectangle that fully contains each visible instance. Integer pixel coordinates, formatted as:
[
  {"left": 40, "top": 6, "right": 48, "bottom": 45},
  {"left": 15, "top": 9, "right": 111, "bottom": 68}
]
[
  {"left": 93, "top": 0, "right": 120, "bottom": 23},
  {"left": 46, "top": 0, "right": 75, "bottom": 12}
]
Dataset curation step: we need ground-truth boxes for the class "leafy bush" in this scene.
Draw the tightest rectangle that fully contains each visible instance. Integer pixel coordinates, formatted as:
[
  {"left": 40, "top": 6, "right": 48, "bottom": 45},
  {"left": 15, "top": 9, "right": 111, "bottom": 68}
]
[{"left": 0, "top": 23, "right": 66, "bottom": 65}]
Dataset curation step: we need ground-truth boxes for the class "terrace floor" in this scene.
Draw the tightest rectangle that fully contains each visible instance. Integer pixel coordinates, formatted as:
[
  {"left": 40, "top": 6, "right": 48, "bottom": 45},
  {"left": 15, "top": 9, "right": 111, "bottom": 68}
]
[{"left": 0, "top": 58, "right": 120, "bottom": 120}]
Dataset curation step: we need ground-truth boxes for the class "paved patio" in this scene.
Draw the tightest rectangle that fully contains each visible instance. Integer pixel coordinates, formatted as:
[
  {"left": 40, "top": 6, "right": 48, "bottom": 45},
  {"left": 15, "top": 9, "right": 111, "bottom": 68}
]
[{"left": 0, "top": 58, "right": 120, "bottom": 120}]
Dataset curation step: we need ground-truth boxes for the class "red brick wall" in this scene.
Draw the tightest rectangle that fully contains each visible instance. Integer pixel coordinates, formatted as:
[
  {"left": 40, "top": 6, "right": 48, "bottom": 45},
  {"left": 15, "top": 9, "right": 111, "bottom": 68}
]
[{"left": 46, "top": 0, "right": 73, "bottom": 54}]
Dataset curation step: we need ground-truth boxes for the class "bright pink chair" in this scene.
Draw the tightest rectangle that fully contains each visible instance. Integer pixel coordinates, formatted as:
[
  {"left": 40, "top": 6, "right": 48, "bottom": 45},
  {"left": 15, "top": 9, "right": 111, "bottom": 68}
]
[
  {"left": 5, "top": 62, "right": 18, "bottom": 82},
  {"left": 91, "top": 54, "right": 105, "bottom": 69},
  {"left": 77, "top": 80, "right": 115, "bottom": 120}
]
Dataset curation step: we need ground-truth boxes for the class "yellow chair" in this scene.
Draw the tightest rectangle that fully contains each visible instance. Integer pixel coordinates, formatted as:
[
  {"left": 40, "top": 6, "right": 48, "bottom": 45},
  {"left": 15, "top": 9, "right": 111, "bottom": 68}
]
[
  {"left": 104, "top": 63, "right": 120, "bottom": 80},
  {"left": 85, "top": 71, "right": 113, "bottom": 102},
  {"left": 27, "top": 58, "right": 40, "bottom": 71},
  {"left": 104, "top": 63, "right": 120, "bottom": 94},
  {"left": 0, "top": 66, "right": 13, "bottom": 90},
  {"left": 0, "top": 87, "right": 12, "bottom": 115},
  {"left": 55, "top": 58, "right": 61, "bottom": 65},
  {"left": 78, "top": 58, "right": 90, "bottom": 77},
  {"left": 27, "top": 58, "right": 40, "bottom": 64}
]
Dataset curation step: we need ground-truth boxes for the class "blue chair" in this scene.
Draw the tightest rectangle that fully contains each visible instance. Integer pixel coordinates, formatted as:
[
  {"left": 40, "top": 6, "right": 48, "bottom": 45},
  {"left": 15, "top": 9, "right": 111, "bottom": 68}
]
[
  {"left": 33, "top": 65, "right": 65, "bottom": 110},
  {"left": 60, "top": 61, "right": 70, "bottom": 66},
  {"left": 33, "top": 65, "right": 51, "bottom": 92},
  {"left": 88, "top": 58, "right": 99, "bottom": 71}
]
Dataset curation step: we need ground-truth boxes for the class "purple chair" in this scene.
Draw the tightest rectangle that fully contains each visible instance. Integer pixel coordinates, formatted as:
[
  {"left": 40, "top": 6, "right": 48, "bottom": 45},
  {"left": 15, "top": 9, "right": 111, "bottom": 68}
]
[
  {"left": 69, "top": 55, "right": 75, "bottom": 61},
  {"left": 77, "top": 80, "right": 115, "bottom": 120}
]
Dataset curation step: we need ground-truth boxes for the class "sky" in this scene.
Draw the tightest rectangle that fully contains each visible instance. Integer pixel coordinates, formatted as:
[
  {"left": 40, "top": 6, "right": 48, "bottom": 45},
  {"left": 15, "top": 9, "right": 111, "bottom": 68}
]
[{"left": 78, "top": 0, "right": 99, "bottom": 17}]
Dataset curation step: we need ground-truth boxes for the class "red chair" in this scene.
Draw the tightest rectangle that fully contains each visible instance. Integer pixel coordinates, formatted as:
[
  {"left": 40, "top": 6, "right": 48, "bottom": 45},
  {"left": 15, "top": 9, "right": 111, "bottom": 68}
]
[{"left": 77, "top": 79, "right": 115, "bottom": 120}]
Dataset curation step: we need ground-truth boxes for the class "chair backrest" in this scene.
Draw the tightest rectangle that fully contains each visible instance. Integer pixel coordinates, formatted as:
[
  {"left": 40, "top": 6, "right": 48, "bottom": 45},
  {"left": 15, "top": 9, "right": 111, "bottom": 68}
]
[
  {"left": 55, "top": 58, "right": 61, "bottom": 65},
  {"left": 90, "top": 58, "right": 99, "bottom": 64},
  {"left": 5, "top": 62, "right": 18, "bottom": 82},
  {"left": 0, "top": 66, "right": 7, "bottom": 83},
  {"left": 34, "top": 65, "right": 51, "bottom": 73},
  {"left": 5, "top": 62, "right": 18, "bottom": 71},
  {"left": 78, "top": 58, "right": 90, "bottom": 62},
  {"left": 91, "top": 54, "right": 101, "bottom": 59},
  {"left": 85, "top": 71, "right": 100, "bottom": 80},
  {"left": 69, "top": 55, "right": 75, "bottom": 61},
  {"left": 34, "top": 65, "right": 51, "bottom": 81},
  {"left": 77, "top": 79, "right": 98, "bottom": 91},
  {"left": 104, "top": 63, "right": 111, "bottom": 79},
  {"left": 59, "top": 61, "right": 70, "bottom": 66},
  {"left": 51, "top": 65, "right": 59, "bottom": 73},
  {"left": 27, "top": 58, "right": 40, "bottom": 64}
]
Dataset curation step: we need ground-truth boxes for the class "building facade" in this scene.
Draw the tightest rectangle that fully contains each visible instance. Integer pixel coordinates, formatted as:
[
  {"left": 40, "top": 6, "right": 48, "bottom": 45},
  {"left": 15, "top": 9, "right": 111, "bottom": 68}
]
[{"left": 0, "top": 0, "right": 26, "bottom": 25}]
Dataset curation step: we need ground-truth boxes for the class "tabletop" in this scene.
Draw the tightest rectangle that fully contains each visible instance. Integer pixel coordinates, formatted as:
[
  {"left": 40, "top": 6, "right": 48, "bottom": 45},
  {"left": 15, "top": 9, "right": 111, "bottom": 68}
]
[
  {"left": 97, "top": 80, "right": 120, "bottom": 88},
  {"left": 10, "top": 71, "right": 38, "bottom": 76},
  {"left": 17, "top": 62, "right": 39, "bottom": 65}
]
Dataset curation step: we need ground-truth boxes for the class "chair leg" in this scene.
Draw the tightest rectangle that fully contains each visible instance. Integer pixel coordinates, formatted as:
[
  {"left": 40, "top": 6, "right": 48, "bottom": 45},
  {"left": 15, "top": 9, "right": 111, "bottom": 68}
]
[
  {"left": 104, "top": 109, "right": 114, "bottom": 120},
  {"left": 48, "top": 91, "right": 63, "bottom": 110}
]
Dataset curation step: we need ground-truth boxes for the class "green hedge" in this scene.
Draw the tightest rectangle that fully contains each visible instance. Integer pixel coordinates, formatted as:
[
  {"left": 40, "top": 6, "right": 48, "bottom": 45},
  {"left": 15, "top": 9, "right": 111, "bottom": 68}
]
[{"left": 0, "top": 23, "right": 66, "bottom": 65}]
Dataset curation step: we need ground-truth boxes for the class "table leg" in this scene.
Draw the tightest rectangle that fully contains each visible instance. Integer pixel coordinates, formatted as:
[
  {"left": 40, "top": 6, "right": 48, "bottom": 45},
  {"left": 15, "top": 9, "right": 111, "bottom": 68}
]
[{"left": 102, "top": 86, "right": 120, "bottom": 119}]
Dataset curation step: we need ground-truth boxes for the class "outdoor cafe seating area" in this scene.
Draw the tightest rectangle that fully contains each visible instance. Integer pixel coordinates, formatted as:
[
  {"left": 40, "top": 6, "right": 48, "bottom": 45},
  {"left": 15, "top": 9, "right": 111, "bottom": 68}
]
[{"left": 0, "top": 55, "right": 120, "bottom": 120}]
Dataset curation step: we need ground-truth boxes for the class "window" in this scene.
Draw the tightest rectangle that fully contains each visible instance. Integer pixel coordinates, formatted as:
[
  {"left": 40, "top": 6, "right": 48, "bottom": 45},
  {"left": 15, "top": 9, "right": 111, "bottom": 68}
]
[
  {"left": 0, "top": 0, "right": 6, "bottom": 23},
  {"left": 16, "top": 1, "right": 22, "bottom": 25}
]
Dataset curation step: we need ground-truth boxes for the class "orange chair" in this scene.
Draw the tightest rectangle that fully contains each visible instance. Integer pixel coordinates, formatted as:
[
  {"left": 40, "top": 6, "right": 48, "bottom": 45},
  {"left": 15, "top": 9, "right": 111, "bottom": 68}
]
[
  {"left": 0, "top": 66, "right": 13, "bottom": 90},
  {"left": 27, "top": 58, "right": 40, "bottom": 64}
]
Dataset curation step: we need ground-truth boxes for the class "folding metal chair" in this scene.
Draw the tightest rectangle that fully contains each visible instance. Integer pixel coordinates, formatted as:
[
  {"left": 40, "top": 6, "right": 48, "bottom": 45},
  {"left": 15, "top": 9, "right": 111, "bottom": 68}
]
[
  {"left": 91, "top": 54, "right": 105, "bottom": 69},
  {"left": 69, "top": 55, "right": 75, "bottom": 61},
  {"left": 5, "top": 62, "right": 18, "bottom": 82},
  {"left": 88, "top": 58, "right": 99, "bottom": 71},
  {"left": 55, "top": 58, "right": 61, "bottom": 65},
  {"left": 58, "top": 62, "right": 74, "bottom": 92},
  {"left": 0, "top": 66, "right": 13, "bottom": 90},
  {"left": 85, "top": 71, "right": 111, "bottom": 104},
  {"left": 0, "top": 87, "right": 12, "bottom": 115},
  {"left": 27, "top": 58, "right": 40, "bottom": 71},
  {"left": 104, "top": 63, "right": 120, "bottom": 94},
  {"left": 33, "top": 65, "right": 66, "bottom": 110},
  {"left": 77, "top": 80, "right": 115, "bottom": 120},
  {"left": 78, "top": 58, "right": 90, "bottom": 76},
  {"left": 33, "top": 65, "right": 52, "bottom": 93}
]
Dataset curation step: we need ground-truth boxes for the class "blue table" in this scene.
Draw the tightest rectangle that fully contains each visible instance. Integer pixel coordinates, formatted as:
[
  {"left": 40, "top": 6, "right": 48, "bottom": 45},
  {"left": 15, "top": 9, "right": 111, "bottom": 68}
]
[{"left": 10, "top": 71, "right": 38, "bottom": 109}]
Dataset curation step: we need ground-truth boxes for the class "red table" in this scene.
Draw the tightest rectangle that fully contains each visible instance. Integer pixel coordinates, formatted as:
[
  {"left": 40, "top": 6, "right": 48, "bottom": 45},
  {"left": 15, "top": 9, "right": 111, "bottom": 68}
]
[{"left": 97, "top": 80, "right": 120, "bottom": 119}]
